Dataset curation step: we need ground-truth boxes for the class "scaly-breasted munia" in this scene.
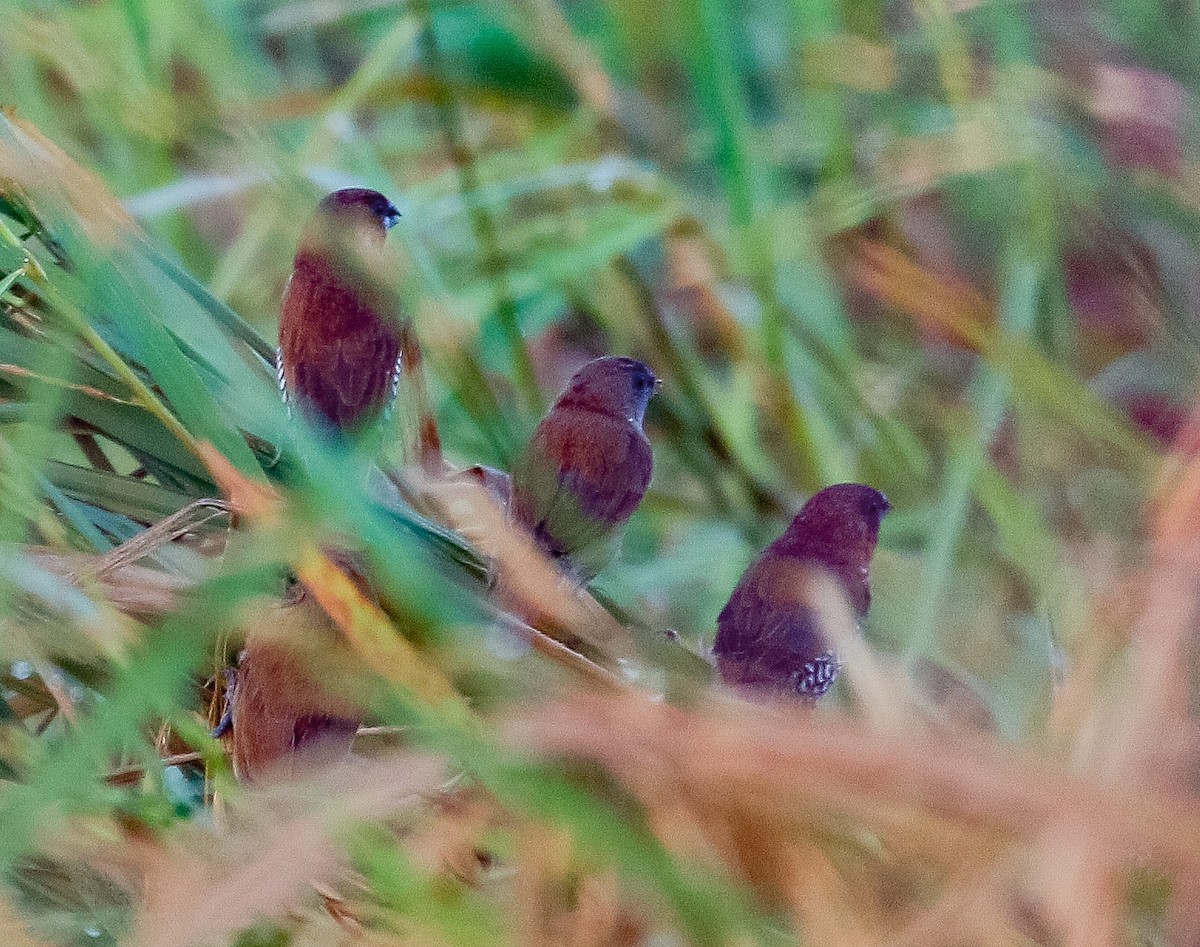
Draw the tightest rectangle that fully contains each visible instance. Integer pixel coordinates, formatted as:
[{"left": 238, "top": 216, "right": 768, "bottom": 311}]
[
  {"left": 277, "top": 187, "right": 403, "bottom": 437},
  {"left": 512, "top": 356, "right": 657, "bottom": 582},
  {"left": 713, "top": 483, "right": 889, "bottom": 701},
  {"left": 229, "top": 580, "right": 368, "bottom": 782}
]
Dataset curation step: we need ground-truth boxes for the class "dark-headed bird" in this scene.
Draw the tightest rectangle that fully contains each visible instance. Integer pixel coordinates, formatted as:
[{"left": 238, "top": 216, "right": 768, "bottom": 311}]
[
  {"left": 277, "top": 187, "right": 404, "bottom": 437},
  {"left": 713, "top": 483, "right": 889, "bottom": 701},
  {"left": 512, "top": 356, "right": 658, "bottom": 582}
]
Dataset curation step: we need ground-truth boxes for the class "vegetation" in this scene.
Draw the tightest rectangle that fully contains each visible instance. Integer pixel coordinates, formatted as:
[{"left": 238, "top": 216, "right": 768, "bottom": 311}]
[{"left": 0, "top": 0, "right": 1197, "bottom": 943}]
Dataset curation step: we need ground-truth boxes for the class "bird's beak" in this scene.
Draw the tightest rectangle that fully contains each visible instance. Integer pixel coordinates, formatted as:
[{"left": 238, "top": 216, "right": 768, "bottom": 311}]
[
  {"left": 383, "top": 206, "right": 401, "bottom": 230},
  {"left": 653, "top": 376, "right": 663, "bottom": 391}
]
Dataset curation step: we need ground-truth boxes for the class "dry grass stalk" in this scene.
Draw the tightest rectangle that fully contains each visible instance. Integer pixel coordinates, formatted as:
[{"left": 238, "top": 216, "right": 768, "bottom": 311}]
[
  {"left": 416, "top": 469, "right": 636, "bottom": 661},
  {"left": 502, "top": 688, "right": 1200, "bottom": 935},
  {"left": 24, "top": 548, "right": 191, "bottom": 617},
  {"left": 106, "top": 753, "right": 447, "bottom": 947}
]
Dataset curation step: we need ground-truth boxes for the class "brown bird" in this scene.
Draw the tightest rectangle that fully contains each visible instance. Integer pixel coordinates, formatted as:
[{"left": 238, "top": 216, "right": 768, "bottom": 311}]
[
  {"left": 277, "top": 187, "right": 406, "bottom": 438},
  {"left": 228, "top": 576, "right": 368, "bottom": 783},
  {"left": 713, "top": 483, "right": 889, "bottom": 701},
  {"left": 512, "top": 357, "right": 657, "bottom": 582}
]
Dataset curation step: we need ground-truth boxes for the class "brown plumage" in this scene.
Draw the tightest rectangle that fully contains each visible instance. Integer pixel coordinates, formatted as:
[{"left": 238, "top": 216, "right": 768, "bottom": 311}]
[
  {"left": 713, "top": 483, "right": 889, "bottom": 701},
  {"left": 230, "top": 582, "right": 368, "bottom": 782},
  {"left": 512, "top": 357, "right": 658, "bottom": 582},
  {"left": 277, "top": 187, "right": 445, "bottom": 469},
  {"left": 277, "top": 187, "right": 404, "bottom": 436}
]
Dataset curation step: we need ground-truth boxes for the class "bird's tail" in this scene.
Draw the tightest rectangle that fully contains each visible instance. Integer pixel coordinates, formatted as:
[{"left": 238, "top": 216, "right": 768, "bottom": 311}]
[{"left": 400, "top": 326, "right": 446, "bottom": 475}]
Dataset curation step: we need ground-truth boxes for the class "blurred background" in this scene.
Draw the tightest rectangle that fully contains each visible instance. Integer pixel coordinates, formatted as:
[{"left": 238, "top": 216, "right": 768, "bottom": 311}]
[{"left": 0, "top": 0, "right": 1197, "bottom": 943}]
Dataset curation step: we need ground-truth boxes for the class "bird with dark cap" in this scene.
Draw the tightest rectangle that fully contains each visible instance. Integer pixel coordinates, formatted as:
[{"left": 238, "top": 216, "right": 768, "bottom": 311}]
[
  {"left": 714, "top": 483, "right": 890, "bottom": 701},
  {"left": 512, "top": 356, "right": 659, "bottom": 582}
]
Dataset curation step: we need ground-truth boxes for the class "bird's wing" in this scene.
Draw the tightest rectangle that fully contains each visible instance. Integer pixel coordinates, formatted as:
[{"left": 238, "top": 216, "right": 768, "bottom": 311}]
[
  {"left": 231, "top": 598, "right": 364, "bottom": 782},
  {"left": 714, "top": 556, "right": 834, "bottom": 671},
  {"left": 513, "top": 410, "right": 653, "bottom": 565},
  {"left": 328, "top": 319, "right": 401, "bottom": 426},
  {"left": 279, "top": 265, "right": 402, "bottom": 432}
]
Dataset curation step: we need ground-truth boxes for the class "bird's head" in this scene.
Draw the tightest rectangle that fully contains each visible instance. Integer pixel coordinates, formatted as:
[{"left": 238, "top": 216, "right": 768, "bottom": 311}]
[
  {"left": 783, "top": 483, "right": 890, "bottom": 556},
  {"left": 300, "top": 188, "right": 401, "bottom": 256},
  {"left": 555, "top": 356, "right": 659, "bottom": 425},
  {"left": 319, "top": 187, "right": 401, "bottom": 231}
]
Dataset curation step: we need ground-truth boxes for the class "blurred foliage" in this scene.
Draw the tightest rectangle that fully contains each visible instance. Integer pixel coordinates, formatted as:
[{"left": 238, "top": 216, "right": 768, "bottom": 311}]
[{"left": 0, "top": 0, "right": 1198, "bottom": 943}]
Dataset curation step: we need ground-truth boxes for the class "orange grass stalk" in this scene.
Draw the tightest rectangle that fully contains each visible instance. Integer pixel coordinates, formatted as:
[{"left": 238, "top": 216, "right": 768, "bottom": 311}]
[{"left": 505, "top": 694, "right": 1200, "bottom": 872}]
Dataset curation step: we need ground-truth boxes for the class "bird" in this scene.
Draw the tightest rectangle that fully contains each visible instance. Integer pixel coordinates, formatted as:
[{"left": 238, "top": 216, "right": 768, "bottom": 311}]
[
  {"left": 713, "top": 483, "right": 889, "bottom": 701},
  {"left": 512, "top": 356, "right": 658, "bottom": 583},
  {"left": 226, "top": 571, "right": 370, "bottom": 783},
  {"left": 276, "top": 188, "right": 414, "bottom": 439}
]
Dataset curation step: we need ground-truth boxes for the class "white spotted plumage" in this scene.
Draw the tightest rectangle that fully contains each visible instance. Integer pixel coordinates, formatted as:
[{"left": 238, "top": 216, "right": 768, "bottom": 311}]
[
  {"left": 382, "top": 353, "right": 403, "bottom": 421},
  {"left": 795, "top": 653, "right": 839, "bottom": 697},
  {"left": 275, "top": 346, "right": 292, "bottom": 419}
]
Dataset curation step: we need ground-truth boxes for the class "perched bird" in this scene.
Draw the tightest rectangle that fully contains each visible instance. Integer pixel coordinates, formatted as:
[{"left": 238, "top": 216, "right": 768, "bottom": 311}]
[
  {"left": 713, "top": 483, "right": 889, "bottom": 701},
  {"left": 512, "top": 356, "right": 658, "bottom": 582},
  {"left": 277, "top": 187, "right": 406, "bottom": 438},
  {"left": 227, "top": 576, "right": 368, "bottom": 783}
]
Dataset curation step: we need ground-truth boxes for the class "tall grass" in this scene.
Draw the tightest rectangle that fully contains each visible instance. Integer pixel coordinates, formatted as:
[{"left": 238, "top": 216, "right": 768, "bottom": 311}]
[{"left": 0, "top": 0, "right": 1197, "bottom": 944}]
